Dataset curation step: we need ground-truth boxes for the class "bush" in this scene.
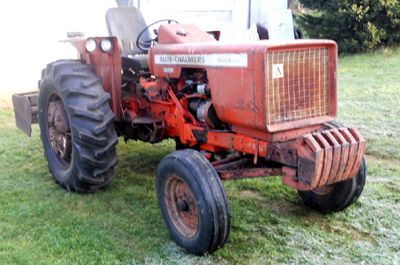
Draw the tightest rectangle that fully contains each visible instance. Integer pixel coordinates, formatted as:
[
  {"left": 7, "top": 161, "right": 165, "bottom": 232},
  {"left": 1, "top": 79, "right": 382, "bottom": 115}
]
[{"left": 297, "top": 0, "right": 400, "bottom": 53}]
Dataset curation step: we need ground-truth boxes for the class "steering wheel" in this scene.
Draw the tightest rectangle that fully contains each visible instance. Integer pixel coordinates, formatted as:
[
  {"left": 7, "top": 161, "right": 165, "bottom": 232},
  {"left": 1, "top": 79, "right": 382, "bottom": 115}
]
[{"left": 136, "top": 19, "right": 179, "bottom": 52}]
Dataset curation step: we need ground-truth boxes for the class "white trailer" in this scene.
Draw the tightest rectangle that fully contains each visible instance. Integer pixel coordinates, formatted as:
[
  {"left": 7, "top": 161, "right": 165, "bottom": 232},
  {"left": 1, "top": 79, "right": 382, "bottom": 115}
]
[{"left": 117, "top": 0, "right": 296, "bottom": 41}]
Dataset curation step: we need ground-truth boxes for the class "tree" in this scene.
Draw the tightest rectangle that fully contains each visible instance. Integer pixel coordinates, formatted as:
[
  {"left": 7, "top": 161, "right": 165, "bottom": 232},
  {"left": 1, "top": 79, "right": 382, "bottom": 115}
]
[{"left": 297, "top": 0, "right": 400, "bottom": 53}]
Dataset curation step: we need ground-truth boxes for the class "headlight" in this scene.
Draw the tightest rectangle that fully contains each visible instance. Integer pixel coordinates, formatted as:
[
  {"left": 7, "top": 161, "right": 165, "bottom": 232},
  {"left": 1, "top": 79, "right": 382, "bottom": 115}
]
[
  {"left": 86, "top": 39, "right": 97, "bottom": 52},
  {"left": 100, "top": 38, "right": 113, "bottom": 52}
]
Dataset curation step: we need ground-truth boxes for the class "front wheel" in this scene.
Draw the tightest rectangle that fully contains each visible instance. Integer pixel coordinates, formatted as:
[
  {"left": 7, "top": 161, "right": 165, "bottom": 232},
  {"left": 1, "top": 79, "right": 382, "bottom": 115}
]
[
  {"left": 298, "top": 157, "right": 367, "bottom": 213},
  {"left": 156, "top": 149, "right": 230, "bottom": 255},
  {"left": 38, "top": 60, "right": 118, "bottom": 192}
]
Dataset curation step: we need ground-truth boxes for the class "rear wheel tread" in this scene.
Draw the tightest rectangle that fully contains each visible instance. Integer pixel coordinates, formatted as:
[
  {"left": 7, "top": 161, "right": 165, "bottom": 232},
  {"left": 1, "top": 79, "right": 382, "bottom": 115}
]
[
  {"left": 65, "top": 87, "right": 99, "bottom": 98},
  {"left": 88, "top": 93, "right": 111, "bottom": 111},
  {"left": 94, "top": 134, "right": 119, "bottom": 159},
  {"left": 93, "top": 113, "right": 115, "bottom": 135},
  {"left": 82, "top": 75, "right": 102, "bottom": 88},
  {"left": 38, "top": 60, "right": 118, "bottom": 193},
  {"left": 75, "top": 131, "right": 107, "bottom": 147},
  {"left": 94, "top": 156, "right": 118, "bottom": 177},
  {"left": 70, "top": 108, "right": 105, "bottom": 122}
]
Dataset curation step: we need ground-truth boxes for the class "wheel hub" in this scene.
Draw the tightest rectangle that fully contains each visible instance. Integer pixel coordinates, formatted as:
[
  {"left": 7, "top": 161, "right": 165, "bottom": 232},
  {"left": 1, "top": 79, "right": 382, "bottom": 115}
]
[
  {"left": 164, "top": 175, "right": 199, "bottom": 238},
  {"left": 177, "top": 198, "right": 190, "bottom": 212},
  {"left": 47, "top": 100, "right": 72, "bottom": 161}
]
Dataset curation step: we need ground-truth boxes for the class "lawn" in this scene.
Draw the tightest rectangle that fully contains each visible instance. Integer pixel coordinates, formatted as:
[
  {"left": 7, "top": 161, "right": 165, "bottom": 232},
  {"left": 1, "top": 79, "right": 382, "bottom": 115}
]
[{"left": 0, "top": 47, "right": 399, "bottom": 265}]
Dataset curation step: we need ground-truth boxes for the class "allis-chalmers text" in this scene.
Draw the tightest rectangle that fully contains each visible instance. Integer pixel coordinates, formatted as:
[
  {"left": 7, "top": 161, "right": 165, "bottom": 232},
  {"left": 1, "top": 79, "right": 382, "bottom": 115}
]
[{"left": 154, "top": 53, "right": 248, "bottom": 68}]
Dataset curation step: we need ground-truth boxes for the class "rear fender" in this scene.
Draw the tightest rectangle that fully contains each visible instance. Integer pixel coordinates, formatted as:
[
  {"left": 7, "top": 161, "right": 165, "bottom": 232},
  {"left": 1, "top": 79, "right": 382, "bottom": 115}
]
[{"left": 63, "top": 37, "right": 122, "bottom": 121}]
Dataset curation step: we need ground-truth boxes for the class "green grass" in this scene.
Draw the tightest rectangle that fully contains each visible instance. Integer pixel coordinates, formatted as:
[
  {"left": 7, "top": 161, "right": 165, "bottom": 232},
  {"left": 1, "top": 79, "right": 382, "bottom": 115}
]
[
  {"left": 337, "top": 46, "right": 400, "bottom": 160},
  {"left": 0, "top": 47, "right": 399, "bottom": 264}
]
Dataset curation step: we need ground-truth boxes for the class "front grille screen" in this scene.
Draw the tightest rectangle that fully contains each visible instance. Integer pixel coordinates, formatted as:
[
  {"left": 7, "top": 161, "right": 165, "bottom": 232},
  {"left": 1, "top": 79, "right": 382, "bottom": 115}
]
[{"left": 266, "top": 48, "right": 330, "bottom": 125}]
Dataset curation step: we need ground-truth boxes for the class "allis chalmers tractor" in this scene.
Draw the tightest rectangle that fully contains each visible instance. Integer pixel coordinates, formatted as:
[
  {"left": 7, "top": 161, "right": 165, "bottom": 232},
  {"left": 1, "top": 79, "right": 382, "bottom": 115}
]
[{"left": 12, "top": 7, "right": 366, "bottom": 255}]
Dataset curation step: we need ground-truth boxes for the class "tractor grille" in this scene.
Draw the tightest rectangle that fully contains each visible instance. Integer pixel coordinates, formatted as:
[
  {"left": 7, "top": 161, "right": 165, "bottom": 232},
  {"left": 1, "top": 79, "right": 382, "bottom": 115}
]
[{"left": 266, "top": 48, "right": 330, "bottom": 125}]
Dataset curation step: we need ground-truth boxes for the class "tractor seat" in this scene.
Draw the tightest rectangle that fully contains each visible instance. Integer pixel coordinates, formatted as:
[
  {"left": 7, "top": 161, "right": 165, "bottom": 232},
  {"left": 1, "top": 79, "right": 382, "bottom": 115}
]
[{"left": 106, "top": 6, "right": 151, "bottom": 69}]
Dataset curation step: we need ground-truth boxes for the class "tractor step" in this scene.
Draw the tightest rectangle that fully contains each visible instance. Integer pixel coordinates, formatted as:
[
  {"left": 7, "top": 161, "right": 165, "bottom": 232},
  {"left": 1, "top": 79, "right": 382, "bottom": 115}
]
[{"left": 12, "top": 92, "right": 38, "bottom": 137}]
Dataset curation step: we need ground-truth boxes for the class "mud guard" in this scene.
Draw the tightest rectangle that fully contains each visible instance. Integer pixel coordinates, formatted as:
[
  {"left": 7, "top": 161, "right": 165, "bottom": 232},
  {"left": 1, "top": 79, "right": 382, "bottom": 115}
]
[{"left": 12, "top": 92, "right": 38, "bottom": 136}]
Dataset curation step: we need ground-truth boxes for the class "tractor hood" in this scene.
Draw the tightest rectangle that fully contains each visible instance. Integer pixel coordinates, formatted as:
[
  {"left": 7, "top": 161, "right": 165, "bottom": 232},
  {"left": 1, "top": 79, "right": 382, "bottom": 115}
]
[{"left": 150, "top": 30, "right": 337, "bottom": 134}]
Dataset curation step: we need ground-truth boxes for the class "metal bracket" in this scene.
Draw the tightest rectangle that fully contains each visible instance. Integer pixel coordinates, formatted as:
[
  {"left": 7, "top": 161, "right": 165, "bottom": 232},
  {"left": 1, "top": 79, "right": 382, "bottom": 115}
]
[{"left": 266, "top": 144, "right": 298, "bottom": 167}]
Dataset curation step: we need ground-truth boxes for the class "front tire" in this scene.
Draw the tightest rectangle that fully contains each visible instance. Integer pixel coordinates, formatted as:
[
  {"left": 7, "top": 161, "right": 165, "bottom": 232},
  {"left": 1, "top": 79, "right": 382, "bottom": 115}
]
[
  {"left": 38, "top": 60, "right": 118, "bottom": 192},
  {"left": 298, "top": 157, "right": 366, "bottom": 213},
  {"left": 156, "top": 149, "right": 230, "bottom": 255}
]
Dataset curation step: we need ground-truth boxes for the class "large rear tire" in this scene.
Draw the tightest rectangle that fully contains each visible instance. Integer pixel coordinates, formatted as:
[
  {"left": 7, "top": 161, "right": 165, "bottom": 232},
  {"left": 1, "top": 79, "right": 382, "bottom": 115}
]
[
  {"left": 156, "top": 149, "right": 230, "bottom": 255},
  {"left": 298, "top": 157, "right": 366, "bottom": 213},
  {"left": 38, "top": 60, "right": 118, "bottom": 192}
]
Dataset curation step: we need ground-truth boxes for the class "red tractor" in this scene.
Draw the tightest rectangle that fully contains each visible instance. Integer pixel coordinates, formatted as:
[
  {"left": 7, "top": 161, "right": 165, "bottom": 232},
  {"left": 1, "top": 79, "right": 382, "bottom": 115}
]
[{"left": 12, "top": 7, "right": 366, "bottom": 255}]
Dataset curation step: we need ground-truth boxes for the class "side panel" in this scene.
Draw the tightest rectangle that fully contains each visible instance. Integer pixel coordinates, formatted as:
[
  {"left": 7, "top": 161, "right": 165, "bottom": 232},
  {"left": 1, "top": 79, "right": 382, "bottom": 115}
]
[{"left": 207, "top": 61, "right": 258, "bottom": 129}]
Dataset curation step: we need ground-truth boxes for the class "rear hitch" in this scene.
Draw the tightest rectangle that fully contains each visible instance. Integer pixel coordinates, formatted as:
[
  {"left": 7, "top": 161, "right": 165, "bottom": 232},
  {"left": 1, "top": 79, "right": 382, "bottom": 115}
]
[{"left": 12, "top": 92, "right": 39, "bottom": 136}]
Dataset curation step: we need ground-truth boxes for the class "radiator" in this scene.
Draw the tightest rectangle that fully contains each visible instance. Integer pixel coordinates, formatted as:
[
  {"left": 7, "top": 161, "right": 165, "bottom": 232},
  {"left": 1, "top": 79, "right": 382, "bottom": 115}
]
[{"left": 266, "top": 48, "right": 330, "bottom": 125}]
